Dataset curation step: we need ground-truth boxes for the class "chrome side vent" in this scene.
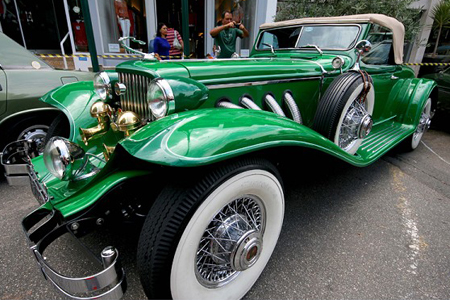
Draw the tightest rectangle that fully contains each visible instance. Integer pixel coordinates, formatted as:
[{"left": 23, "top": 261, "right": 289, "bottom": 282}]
[
  {"left": 118, "top": 73, "right": 152, "bottom": 120},
  {"left": 220, "top": 93, "right": 302, "bottom": 124}
]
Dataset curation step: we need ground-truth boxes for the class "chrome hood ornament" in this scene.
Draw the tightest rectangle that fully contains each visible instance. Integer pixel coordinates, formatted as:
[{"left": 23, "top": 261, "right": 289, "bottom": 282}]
[{"left": 119, "top": 37, "right": 157, "bottom": 61}]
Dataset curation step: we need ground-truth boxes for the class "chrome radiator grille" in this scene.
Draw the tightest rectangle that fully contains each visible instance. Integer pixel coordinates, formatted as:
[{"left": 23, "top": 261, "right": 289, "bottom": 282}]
[{"left": 118, "top": 73, "right": 152, "bottom": 120}]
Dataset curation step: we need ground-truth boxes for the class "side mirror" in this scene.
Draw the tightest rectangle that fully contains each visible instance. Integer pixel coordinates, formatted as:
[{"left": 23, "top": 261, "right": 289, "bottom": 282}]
[
  {"left": 352, "top": 40, "right": 372, "bottom": 71},
  {"left": 355, "top": 40, "right": 372, "bottom": 54}
]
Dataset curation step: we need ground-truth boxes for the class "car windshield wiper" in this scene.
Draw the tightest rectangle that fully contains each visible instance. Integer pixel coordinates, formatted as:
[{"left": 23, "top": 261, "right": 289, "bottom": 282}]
[{"left": 301, "top": 44, "right": 323, "bottom": 55}]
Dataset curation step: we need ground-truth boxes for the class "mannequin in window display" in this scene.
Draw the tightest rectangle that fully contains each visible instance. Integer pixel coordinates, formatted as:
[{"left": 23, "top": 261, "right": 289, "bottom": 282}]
[
  {"left": 114, "top": 0, "right": 131, "bottom": 49},
  {"left": 71, "top": 6, "right": 88, "bottom": 52}
]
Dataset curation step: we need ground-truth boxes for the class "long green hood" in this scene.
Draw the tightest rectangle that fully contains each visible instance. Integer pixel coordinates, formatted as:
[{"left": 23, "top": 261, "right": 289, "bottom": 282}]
[{"left": 115, "top": 55, "right": 350, "bottom": 84}]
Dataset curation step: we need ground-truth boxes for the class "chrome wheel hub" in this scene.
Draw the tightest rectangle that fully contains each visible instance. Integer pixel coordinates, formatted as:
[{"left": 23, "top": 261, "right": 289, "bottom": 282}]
[
  {"left": 18, "top": 125, "right": 49, "bottom": 154},
  {"left": 195, "top": 196, "right": 265, "bottom": 288},
  {"left": 339, "top": 100, "right": 372, "bottom": 150}
]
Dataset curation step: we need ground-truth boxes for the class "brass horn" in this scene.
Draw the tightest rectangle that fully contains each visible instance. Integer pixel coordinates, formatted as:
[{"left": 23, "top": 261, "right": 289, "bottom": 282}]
[
  {"left": 111, "top": 111, "right": 142, "bottom": 137},
  {"left": 103, "top": 143, "right": 116, "bottom": 161},
  {"left": 79, "top": 101, "right": 112, "bottom": 145}
]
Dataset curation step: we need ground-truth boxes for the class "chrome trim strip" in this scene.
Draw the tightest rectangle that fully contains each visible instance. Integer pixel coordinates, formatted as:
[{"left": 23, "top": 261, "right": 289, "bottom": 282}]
[{"left": 205, "top": 77, "right": 321, "bottom": 90}]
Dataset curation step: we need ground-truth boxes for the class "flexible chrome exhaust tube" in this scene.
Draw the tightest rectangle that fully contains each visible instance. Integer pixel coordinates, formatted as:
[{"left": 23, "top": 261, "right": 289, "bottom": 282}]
[
  {"left": 264, "top": 94, "right": 285, "bottom": 117},
  {"left": 240, "top": 96, "right": 262, "bottom": 110},
  {"left": 283, "top": 92, "right": 302, "bottom": 124},
  {"left": 217, "top": 100, "right": 244, "bottom": 109}
]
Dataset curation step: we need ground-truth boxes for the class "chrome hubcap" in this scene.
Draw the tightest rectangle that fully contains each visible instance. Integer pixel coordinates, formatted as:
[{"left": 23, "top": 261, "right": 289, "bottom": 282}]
[
  {"left": 413, "top": 101, "right": 432, "bottom": 141},
  {"left": 195, "top": 196, "right": 265, "bottom": 288},
  {"left": 339, "top": 100, "right": 372, "bottom": 150},
  {"left": 17, "top": 125, "right": 49, "bottom": 154}
]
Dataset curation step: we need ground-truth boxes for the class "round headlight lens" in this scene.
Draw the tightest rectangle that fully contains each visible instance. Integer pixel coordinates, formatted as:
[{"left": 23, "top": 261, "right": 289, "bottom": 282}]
[
  {"left": 147, "top": 78, "right": 174, "bottom": 119},
  {"left": 43, "top": 137, "right": 85, "bottom": 180},
  {"left": 332, "top": 56, "right": 345, "bottom": 69},
  {"left": 94, "top": 72, "right": 111, "bottom": 100}
]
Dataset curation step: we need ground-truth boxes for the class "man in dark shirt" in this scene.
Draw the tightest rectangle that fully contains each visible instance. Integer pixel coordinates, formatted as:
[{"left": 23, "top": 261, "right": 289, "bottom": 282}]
[{"left": 209, "top": 11, "right": 249, "bottom": 58}]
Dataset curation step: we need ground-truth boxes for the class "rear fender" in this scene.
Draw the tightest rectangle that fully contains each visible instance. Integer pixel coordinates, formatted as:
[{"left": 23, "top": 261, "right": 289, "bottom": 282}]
[
  {"left": 398, "top": 78, "right": 437, "bottom": 126},
  {"left": 120, "top": 108, "right": 363, "bottom": 167}
]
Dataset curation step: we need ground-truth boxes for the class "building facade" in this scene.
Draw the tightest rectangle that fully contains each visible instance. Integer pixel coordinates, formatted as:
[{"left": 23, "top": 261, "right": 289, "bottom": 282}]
[{"left": 0, "top": 0, "right": 277, "bottom": 70}]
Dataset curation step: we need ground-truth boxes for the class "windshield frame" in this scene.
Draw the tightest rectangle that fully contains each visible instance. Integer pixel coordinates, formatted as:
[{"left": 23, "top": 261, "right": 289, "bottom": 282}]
[{"left": 255, "top": 23, "right": 362, "bottom": 52}]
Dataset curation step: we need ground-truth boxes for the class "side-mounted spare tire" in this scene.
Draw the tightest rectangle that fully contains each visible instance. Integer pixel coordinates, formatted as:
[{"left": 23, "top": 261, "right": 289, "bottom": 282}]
[{"left": 313, "top": 72, "right": 375, "bottom": 155}]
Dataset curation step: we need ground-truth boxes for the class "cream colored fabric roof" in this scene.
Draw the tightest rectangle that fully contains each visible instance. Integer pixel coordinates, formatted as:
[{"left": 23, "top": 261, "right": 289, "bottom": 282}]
[{"left": 260, "top": 14, "right": 405, "bottom": 64}]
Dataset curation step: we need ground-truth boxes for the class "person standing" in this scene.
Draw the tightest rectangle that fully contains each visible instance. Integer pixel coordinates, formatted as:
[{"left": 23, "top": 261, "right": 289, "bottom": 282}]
[
  {"left": 209, "top": 10, "right": 249, "bottom": 58},
  {"left": 153, "top": 23, "right": 171, "bottom": 60},
  {"left": 166, "top": 27, "right": 184, "bottom": 59}
]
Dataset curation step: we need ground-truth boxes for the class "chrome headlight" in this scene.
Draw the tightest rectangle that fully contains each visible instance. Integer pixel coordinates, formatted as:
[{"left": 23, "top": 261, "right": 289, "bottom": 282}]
[
  {"left": 94, "top": 72, "right": 112, "bottom": 100},
  {"left": 332, "top": 56, "right": 345, "bottom": 69},
  {"left": 43, "top": 137, "right": 85, "bottom": 181},
  {"left": 147, "top": 78, "right": 175, "bottom": 119}
]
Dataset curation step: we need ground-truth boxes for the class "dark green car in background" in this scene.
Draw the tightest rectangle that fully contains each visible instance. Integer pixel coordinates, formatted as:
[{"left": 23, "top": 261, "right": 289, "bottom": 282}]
[
  {"left": 0, "top": 32, "right": 93, "bottom": 153},
  {"left": 2, "top": 14, "right": 437, "bottom": 300},
  {"left": 423, "top": 67, "right": 450, "bottom": 132}
]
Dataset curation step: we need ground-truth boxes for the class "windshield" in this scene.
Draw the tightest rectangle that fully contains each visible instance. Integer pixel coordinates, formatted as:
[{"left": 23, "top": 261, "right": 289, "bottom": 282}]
[{"left": 256, "top": 25, "right": 360, "bottom": 51}]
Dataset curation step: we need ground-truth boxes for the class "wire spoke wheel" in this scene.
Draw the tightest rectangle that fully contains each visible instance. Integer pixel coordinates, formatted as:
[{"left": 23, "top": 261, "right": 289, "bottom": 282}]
[
  {"left": 137, "top": 159, "right": 284, "bottom": 300},
  {"left": 196, "top": 195, "right": 265, "bottom": 287}
]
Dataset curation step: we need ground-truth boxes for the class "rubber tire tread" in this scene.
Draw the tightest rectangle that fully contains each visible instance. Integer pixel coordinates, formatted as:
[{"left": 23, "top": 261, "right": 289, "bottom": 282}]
[
  {"left": 313, "top": 72, "right": 369, "bottom": 140},
  {"left": 137, "top": 158, "right": 281, "bottom": 299}
]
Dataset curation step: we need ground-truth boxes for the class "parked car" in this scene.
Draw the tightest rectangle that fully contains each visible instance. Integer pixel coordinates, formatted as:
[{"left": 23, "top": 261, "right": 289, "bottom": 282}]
[
  {"left": 422, "top": 67, "right": 450, "bottom": 113},
  {"left": 0, "top": 32, "right": 93, "bottom": 154},
  {"left": 2, "top": 14, "right": 437, "bottom": 300}
]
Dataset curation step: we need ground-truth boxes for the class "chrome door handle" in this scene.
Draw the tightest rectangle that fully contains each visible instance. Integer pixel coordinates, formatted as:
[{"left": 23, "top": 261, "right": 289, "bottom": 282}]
[{"left": 391, "top": 75, "right": 399, "bottom": 80}]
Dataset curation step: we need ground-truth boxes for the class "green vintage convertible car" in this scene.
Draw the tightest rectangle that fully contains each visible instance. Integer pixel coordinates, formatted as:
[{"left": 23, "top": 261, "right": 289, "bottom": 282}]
[{"left": 2, "top": 14, "right": 436, "bottom": 300}]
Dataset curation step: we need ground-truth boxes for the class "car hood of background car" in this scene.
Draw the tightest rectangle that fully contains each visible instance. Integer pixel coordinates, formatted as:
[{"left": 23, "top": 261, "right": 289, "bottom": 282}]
[{"left": 116, "top": 55, "right": 351, "bottom": 84}]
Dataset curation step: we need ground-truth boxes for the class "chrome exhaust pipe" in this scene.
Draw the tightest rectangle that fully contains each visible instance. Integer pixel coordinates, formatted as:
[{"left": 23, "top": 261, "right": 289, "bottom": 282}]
[
  {"left": 240, "top": 96, "right": 262, "bottom": 110},
  {"left": 283, "top": 92, "right": 302, "bottom": 124},
  {"left": 264, "top": 94, "right": 285, "bottom": 117},
  {"left": 217, "top": 100, "right": 244, "bottom": 109}
]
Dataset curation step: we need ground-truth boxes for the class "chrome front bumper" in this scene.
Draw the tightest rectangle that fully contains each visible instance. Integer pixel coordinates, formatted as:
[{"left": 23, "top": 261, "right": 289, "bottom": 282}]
[
  {"left": 23, "top": 208, "right": 127, "bottom": 299},
  {"left": 3, "top": 140, "right": 127, "bottom": 299}
]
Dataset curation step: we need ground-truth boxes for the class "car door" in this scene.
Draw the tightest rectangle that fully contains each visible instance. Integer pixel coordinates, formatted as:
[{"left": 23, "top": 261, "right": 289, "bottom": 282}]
[{"left": 0, "top": 67, "right": 6, "bottom": 116}]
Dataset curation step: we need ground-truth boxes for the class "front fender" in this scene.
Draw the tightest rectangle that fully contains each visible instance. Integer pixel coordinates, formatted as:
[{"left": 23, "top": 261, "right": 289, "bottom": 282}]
[
  {"left": 40, "top": 81, "right": 101, "bottom": 140},
  {"left": 120, "top": 108, "right": 367, "bottom": 167}
]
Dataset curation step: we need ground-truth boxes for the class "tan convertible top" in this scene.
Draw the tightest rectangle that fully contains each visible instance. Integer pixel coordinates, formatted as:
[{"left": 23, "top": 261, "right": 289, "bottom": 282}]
[{"left": 260, "top": 14, "right": 405, "bottom": 64}]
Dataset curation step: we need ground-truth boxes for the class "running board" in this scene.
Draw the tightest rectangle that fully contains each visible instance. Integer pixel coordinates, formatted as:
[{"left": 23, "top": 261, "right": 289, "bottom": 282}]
[{"left": 357, "top": 122, "right": 413, "bottom": 160}]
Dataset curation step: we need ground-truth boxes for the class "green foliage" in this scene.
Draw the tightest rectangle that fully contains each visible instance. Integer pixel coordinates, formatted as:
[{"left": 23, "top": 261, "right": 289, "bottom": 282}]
[
  {"left": 430, "top": 0, "right": 450, "bottom": 56},
  {"left": 431, "top": 0, "right": 450, "bottom": 29},
  {"left": 275, "top": 0, "right": 422, "bottom": 41}
]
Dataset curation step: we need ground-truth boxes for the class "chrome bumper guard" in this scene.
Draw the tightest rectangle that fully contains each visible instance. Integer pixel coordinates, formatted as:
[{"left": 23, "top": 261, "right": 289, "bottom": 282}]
[
  {"left": 1, "top": 140, "right": 38, "bottom": 186},
  {"left": 1, "top": 140, "right": 50, "bottom": 204},
  {"left": 23, "top": 208, "right": 127, "bottom": 299}
]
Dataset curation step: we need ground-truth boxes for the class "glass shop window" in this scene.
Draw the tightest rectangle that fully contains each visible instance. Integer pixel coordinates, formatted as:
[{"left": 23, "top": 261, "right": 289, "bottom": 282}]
[{"left": 97, "top": 0, "right": 147, "bottom": 53}]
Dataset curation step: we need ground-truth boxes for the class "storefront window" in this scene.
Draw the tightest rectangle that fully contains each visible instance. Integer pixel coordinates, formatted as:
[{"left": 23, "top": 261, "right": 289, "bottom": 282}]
[
  {"left": 97, "top": 0, "right": 147, "bottom": 53},
  {"left": 1, "top": 0, "right": 68, "bottom": 51},
  {"left": 214, "top": 0, "right": 256, "bottom": 56},
  {"left": 68, "top": 0, "right": 89, "bottom": 52}
]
